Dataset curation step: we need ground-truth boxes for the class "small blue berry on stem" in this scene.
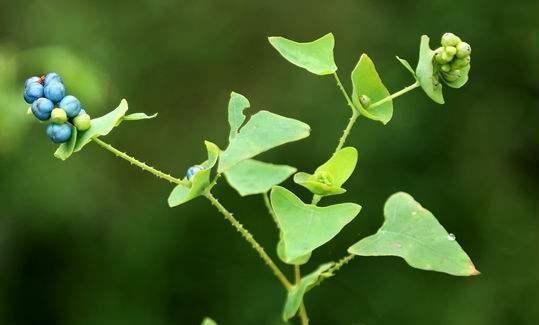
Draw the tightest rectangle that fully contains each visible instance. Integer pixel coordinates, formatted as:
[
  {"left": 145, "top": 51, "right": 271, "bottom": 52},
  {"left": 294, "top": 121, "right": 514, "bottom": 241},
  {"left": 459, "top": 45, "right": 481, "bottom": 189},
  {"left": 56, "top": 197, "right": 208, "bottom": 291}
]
[
  {"left": 44, "top": 72, "right": 63, "bottom": 86},
  {"left": 23, "top": 82, "right": 44, "bottom": 104},
  {"left": 24, "top": 76, "right": 42, "bottom": 88},
  {"left": 31, "top": 98, "right": 54, "bottom": 120},
  {"left": 59, "top": 95, "right": 81, "bottom": 118},
  {"left": 46, "top": 123, "right": 72, "bottom": 143},
  {"left": 44, "top": 81, "right": 66, "bottom": 103},
  {"left": 186, "top": 165, "right": 204, "bottom": 180}
]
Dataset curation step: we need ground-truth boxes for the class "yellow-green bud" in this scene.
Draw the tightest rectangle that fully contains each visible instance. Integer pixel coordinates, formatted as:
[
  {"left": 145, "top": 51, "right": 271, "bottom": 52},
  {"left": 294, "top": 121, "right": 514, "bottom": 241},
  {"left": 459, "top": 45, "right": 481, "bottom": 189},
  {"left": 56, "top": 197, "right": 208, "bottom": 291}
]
[
  {"left": 359, "top": 94, "right": 371, "bottom": 108},
  {"left": 441, "top": 33, "right": 461, "bottom": 47},
  {"left": 441, "top": 51, "right": 454, "bottom": 63},
  {"left": 50, "top": 108, "right": 67, "bottom": 124},
  {"left": 456, "top": 42, "right": 471, "bottom": 58},
  {"left": 434, "top": 47, "right": 447, "bottom": 64},
  {"left": 315, "top": 171, "right": 334, "bottom": 186},
  {"left": 441, "top": 64, "right": 451, "bottom": 73},
  {"left": 444, "top": 46, "right": 457, "bottom": 57},
  {"left": 451, "top": 56, "right": 471, "bottom": 69},
  {"left": 73, "top": 113, "right": 91, "bottom": 131}
]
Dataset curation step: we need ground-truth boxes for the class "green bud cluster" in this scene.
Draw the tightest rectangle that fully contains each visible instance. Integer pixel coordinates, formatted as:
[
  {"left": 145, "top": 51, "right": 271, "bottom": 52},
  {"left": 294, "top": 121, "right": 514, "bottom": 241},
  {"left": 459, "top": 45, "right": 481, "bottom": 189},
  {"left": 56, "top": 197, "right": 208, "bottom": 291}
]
[{"left": 433, "top": 33, "right": 471, "bottom": 82}]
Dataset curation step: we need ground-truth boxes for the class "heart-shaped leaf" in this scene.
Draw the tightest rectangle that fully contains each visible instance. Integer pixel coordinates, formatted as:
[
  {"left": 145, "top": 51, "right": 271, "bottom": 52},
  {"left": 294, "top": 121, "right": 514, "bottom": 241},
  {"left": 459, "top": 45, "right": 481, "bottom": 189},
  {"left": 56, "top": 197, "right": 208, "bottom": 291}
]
[
  {"left": 224, "top": 159, "right": 296, "bottom": 196},
  {"left": 348, "top": 192, "right": 479, "bottom": 276},
  {"left": 415, "top": 35, "right": 445, "bottom": 104},
  {"left": 54, "top": 99, "right": 157, "bottom": 160},
  {"left": 277, "top": 237, "right": 312, "bottom": 265},
  {"left": 168, "top": 141, "right": 220, "bottom": 207},
  {"left": 271, "top": 186, "right": 361, "bottom": 264},
  {"left": 351, "top": 54, "right": 393, "bottom": 124},
  {"left": 282, "top": 262, "right": 334, "bottom": 321},
  {"left": 294, "top": 147, "right": 358, "bottom": 196},
  {"left": 218, "top": 111, "right": 310, "bottom": 172},
  {"left": 227, "top": 92, "right": 250, "bottom": 141},
  {"left": 268, "top": 33, "right": 337, "bottom": 75}
]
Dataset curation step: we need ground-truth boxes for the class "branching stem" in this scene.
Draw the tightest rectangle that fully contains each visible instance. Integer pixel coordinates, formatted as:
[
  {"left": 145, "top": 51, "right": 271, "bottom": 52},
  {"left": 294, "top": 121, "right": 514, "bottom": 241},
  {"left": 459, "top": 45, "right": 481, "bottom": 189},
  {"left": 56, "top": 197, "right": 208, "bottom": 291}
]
[{"left": 368, "top": 80, "right": 420, "bottom": 110}]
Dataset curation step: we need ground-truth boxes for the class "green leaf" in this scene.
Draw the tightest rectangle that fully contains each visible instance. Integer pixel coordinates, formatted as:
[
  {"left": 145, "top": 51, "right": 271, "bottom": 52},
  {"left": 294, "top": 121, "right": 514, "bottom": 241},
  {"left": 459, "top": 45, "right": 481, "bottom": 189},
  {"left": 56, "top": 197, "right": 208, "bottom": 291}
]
[
  {"left": 54, "top": 125, "right": 77, "bottom": 160},
  {"left": 268, "top": 33, "right": 337, "bottom": 75},
  {"left": 201, "top": 317, "right": 217, "bottom": 325},
  {"left": 168, "top": 141, "right": 220, "bottom": 207},
  {"left": 282, "top": 262, "right": 334, "bottom": 320},
  {"left": 277, "top": 237, "right": 312, "bottom": 265},
  {"left": 271, "top": 186, "right": 361, "bottom": 264},
  {"left": 396, "top": 56, "right": 417, "bottom": 78},
  {"left": 54, "top": 99, "right": 156, "bottom": 160},
  {"left": 348, "top": 192, "right": 479, "bottom": 276},
  {"left": 351, "top": 54, "right": 393, "bottom": 124},
  {"left": 224, "top": 159, "right": 296, "bottom": 196},
  {"left": 294, "top": 147, "right": 358, "bottom": 196},
  {"left": 227, "top": 92, "right": 250, "bottom": 141},
  {"left": 415, "top": 35, "right": 445, "bottom": 104},
  {"left": 445, "top": 64, "right": 471, "bottom": 89},
  {"left": 218, "top": 111, "right": 310, "bottom": 172}
]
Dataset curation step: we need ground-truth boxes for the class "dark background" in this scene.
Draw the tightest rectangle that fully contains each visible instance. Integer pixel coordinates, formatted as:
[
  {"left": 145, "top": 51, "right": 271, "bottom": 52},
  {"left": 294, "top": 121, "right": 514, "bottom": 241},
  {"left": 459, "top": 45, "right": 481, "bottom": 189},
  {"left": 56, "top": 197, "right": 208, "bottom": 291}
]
[{"left": 1, "top": 0, "right": 538, "bottom": 324}]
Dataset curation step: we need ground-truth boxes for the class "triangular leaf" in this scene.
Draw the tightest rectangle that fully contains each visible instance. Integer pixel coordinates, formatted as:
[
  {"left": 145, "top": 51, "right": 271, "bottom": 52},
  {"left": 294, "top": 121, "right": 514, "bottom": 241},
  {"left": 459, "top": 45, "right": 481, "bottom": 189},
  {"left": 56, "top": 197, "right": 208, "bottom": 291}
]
[
  {"left": 396, "top": 56, "right": 417, "bottom": 79},
  {"left": 351, "top": 54, "right": 393, "bottom": 124},
  {"left": 277, "top": 237, "right": 312, "bottom": 265},
  {"left": 271, "top": 186, "right": 361, "bottom": 263},
  {"left": 218, "top": 111, "right": 310, "bottom": 172},
  {"left": 268, "top": 33, "right": 337, "bottom": 75},
  {"left": 224, "top": 159, "right": 296, "bottom": 196},
  {"left": 168, "top": 141, "right": 220, "bottom": 207},
  {"left": 415, "top": 35, "right": 445, "bottom": 104},
  {"left": 348, "top": 192, "right": 479, "bottom": 276},
  {"left": 282, "top": 263, "right": 334, "bottom": 320},
  {"left": 227, "top": 92, "right": 250, "bottom": 141}
]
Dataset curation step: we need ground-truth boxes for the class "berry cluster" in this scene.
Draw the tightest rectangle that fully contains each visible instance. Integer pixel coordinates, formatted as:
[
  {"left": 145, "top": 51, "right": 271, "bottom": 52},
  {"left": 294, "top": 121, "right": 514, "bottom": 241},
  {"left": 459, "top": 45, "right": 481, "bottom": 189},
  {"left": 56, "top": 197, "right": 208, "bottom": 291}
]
[
  {"left": 23, "top": 73, "right": 91, "bottom": 143},
  {"left": 434, "top": 33, "right": 472, "bottom": 82}
]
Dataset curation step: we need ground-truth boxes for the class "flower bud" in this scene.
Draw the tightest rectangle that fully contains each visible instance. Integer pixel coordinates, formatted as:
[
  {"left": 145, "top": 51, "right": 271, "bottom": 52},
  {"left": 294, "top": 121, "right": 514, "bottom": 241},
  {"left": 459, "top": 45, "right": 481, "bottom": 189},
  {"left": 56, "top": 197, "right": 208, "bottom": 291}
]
[
  {"left": 441, "top": 33, "right": 461, "bottom": 47},
  {"left": 314, "top": 171, "right": 334, "bottom": 186},
  {"left": 441, "top": 64, "right": 451, "bottom": 73},
  {"left": 50, "top": 108, "right": 67, "bottom": 124},
  {"left": 444, "top": 46, "right": 457, "bottom": 57},
  {"left": 359, "top": 95, "right": 371, "bottom": 108},
  {"left": 456, "top": 42, "right": 471, "bottom": 58},
  {"left": 73, "top": 112, "right": 91, "bottom": 131}
]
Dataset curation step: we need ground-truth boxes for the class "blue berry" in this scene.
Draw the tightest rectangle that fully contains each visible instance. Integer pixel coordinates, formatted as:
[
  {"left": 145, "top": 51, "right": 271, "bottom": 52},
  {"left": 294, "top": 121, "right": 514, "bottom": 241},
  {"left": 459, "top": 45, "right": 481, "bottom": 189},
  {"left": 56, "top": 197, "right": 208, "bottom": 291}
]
[
  {"left": 43, "top": 81, "right": 66, "bottom": 103},
  {"left": 31, "top": 98, "right": 55, "bottom": 121},
  {"left": 25, "top": 76, "right": 42, "bottom": 88},
  {"left": 186, "top": 165, "right": 204, "bottom": 180},
  {"left": 59, "top": 95, "right": 81, "bottom": 118},
  {"left": 44, "top": 72, "right": 63, "bottom": 86},
  {"left": 46, "top": 123, "right": 72, "bottom": 143},
  {"left": 23, "top": 82, "right": 44, "bottom": 104}
]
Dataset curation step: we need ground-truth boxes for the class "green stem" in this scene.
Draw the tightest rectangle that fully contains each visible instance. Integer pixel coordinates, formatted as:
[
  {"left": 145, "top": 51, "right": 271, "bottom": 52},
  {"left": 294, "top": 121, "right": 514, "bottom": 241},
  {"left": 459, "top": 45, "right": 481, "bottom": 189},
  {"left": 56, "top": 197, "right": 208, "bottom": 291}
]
[
  {"left": 333, "top": 72, "right": 357, "bottom": 113},
  {"left": 295, "top": 265, "right": 310, "bottom": 325},
  {"left": 318, "top": 254, "right": 355, "bottom": 286},
  {"left": 93, "top": 138, "right": 189, "bottom": 186},
  {"left": 205, "top": 192, "right": 293, "bottom": 290},
  {"left": 368, "top": 80, "right": 420, "bottom": 110},
  {"left": 334, "top": 109, "right": 360, "bottom": 153}
]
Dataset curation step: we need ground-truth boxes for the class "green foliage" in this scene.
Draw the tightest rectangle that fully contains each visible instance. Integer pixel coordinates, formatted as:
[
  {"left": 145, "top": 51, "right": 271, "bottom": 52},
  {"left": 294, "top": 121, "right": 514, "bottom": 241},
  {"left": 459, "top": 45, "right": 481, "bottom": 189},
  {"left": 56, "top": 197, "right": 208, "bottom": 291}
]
[
  {"left": 168, "top": 141, "right": 220, "bottom": 207},
  {"left": 351, "top": 54, "right": 393, "bottom": 124},
  {"left": 227, "top": 92, "right": 250, "bottom": 141},
  {"left": 224, "top": 159, "right": 296, "bottom": 196},
  {"left": 294, "top": 147, "right": 358, "bottom": 196},
  {"left": 415, "top": 35, "right": 445, "bottom": 104},
  {"left": 282, "top": 262, "right": 334, "bottom": 320},
  {"left": 200, "top": 317, "right": 217, "bottom": 325},
  {"left": 271, "top": 186, "right": 361, "bottom": 264},
  {"left": 54, "top": 99, "right": 157, "bottom": 160},
  {"left": 348, "top": 192, "right": 479, "bottom": 276},
  {"left": 268, "top": 33, "right": 337, "bottom": 75}
]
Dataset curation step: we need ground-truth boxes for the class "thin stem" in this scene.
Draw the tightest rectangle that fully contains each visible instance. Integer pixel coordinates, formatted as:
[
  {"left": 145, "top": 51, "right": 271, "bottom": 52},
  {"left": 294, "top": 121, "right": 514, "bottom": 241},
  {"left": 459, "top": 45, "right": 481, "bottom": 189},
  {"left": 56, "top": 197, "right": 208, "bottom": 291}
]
[
  {"left": 318, "top": 254, "right": 356, "bottom": 286},
  {"left": 369, "top": 80, "right": 420, "bottom": 110},
  {"left": 93, "top": 138, "right": 189, "bottom": 186},
  {"left": 263, "top": 192, "right": 279, "bottom": 227},
  {"left": 334, "top": 109, "right": 360, "bottom": 153},
  {"left": 333, "top": 72, "right": 357, "bottom": 113},
  {"left": 311, "top": 194, "right": 322, "bottom": 205},
  {"left": 204, "top": 192, "right": 293, "bottom": 289},
  {"left": 295, "top": 265, "right": 310, "bottom": 325}
]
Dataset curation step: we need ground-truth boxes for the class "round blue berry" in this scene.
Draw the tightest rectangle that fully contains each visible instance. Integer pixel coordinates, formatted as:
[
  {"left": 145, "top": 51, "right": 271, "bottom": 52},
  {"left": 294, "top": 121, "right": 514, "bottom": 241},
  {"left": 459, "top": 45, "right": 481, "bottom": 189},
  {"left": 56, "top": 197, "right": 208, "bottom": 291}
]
[
  {"left": 46, "top": 123, "right": 72, "bottom": 143},
  {"left": 24, "top": 76, "right": 42, "bottom": 88},
  {"left": 59, "top": 95, "right": 81, "bottom": 118},
  {"left": 31, "top": 98, "right": 55, "bottom": 121},
  {"left": 186, "top": 165, "right": 204, "bottom": 180},
  {"left": 44, "top": 72, "right": 63, "bottom": 86},
  {"left": 23, "top": 82, "right": 44, "bottom": 104},
  {"left": 43, "top": 81, "right": 66, "bottom": 103}
]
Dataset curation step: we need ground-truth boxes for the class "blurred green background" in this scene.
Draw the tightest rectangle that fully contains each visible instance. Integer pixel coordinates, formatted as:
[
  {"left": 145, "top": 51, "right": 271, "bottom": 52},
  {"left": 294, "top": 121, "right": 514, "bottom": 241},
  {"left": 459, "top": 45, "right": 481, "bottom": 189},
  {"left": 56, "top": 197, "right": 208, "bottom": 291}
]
[{"left": 1, "top": 0, "right": 538, "bottom": 324}]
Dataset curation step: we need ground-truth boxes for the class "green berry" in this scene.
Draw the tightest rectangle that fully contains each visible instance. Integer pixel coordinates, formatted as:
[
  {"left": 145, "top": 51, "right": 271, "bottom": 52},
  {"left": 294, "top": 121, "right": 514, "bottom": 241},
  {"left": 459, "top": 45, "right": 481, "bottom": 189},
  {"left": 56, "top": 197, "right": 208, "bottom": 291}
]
[
  {"left": 451, "top": 56, "right": 471, "bottom": 69},
  {"left": 444, "top": 46, "right": 457, "bottom": 57},
  {"left": 434, "top": 48, "right": 447, "bottom": 64},
  {"left": 73, "top": 112, "right": 91, "bottom": 131},
  {"left": 456, "top": 42, "right": 471, "bottom": 58},
  {"left": 441, "top": 51, "right": 454, "bottom": 63},
  {"left": 359, "top": 95, "right": 371, "bottom": 108},
  {"left": 50, "top": 108, "right": 67, "bottom": 124},
  {"left": 441, "top": 64, "right": 451, "bottom": 73},
  {"left": 441, "top": 33, "right": 461, "bottom": 47}
]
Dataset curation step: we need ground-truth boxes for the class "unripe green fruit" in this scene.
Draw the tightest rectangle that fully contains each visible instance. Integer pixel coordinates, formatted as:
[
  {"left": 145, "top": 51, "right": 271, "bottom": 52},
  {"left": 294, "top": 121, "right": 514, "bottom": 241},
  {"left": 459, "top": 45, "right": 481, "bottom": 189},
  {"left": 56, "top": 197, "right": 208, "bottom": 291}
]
[
  {"left": 50, "top": 108, "right": 67, "bottom": 124},
  {"left": 444, "top": 46, "right": 457, "bottom": 56},
  {"left": 451, "top": 56, "right": 471, "bottom": 69},
  {"left": 441, "top": 33, "right": 461, "bottom": 47},
  {"left": 441, "top": 51, "right": 454, "bottom": 63},
  {"left": 73, "top": 113, "right": 91, "bottom": 131},
  {"left": 359, "top": 94, "right": 371, "bottom": 108},
  {"left": 434, "top": 48, "right": 447, "bottom": 64},
  {"left": 441, "top": 64, "right": 451, "bottom": 73},
  {"left": 456, "top": 42, "right": 471, "bottom": 58}
]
